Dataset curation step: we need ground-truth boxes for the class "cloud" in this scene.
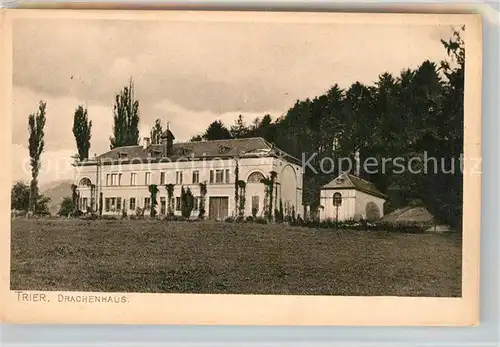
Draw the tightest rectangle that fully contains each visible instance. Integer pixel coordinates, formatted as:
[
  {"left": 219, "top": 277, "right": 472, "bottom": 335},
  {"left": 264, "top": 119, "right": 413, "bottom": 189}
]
[
  {"left": 11, "top": 143, "right": 76, "bottom": 186},
  {"left": 14, "top": 18, "right": 453, "bottom": 114},
  {"left": 12, "top": 86, "right": 280, "bottom": 184},
  {"left": 11, "top": 16, "right": 457, "bottom": 185}
]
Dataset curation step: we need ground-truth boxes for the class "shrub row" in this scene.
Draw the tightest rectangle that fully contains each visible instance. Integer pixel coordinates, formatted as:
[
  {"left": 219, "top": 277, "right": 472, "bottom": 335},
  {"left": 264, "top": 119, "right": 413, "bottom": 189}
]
[{"left": 223, "top": 215, "right": 430, "bottom": 233}]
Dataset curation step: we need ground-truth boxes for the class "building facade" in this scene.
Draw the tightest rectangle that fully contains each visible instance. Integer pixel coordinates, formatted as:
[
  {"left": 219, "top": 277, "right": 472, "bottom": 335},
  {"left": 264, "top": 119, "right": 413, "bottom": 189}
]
[
  {"left": 73, "top": 131, "right": 303, "bottom": 220},
  {"left": 319, "top": 173, "right": 386, "bottom": 222}
]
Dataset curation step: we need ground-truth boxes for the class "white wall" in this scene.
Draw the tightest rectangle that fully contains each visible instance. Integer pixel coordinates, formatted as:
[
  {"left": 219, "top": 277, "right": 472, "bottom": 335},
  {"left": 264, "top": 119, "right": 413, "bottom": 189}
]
[
  {"left": 353, "top": 190, "right": 385, "bottom": 220},
  {"left": 319, "top": 189, "right": 356, "bottom": 221},
  {"left": 74, "top": 155, "right": 303, "bottom": 218},
  {"left": 319, "top": 189, "right": 385, "bottom": 221}
]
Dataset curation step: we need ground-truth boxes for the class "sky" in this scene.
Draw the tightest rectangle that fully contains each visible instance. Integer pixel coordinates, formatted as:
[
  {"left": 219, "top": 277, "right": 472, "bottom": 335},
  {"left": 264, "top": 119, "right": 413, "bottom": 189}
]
[{"left": 12, "top": 16, "right": 456, "bottom": 185}]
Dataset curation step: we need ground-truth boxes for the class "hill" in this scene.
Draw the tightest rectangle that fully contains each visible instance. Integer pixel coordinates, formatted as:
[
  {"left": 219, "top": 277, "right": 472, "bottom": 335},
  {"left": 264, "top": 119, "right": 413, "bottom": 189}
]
[{"left": 40, "top": 180, "right": 74, "bottom": 215}]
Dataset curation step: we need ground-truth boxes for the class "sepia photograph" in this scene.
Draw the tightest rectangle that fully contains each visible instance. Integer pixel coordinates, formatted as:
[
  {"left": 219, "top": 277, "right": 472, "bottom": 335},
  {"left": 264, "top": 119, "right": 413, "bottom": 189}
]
[{"left": 1, "top": 10, "right": 481, "bottom": 325}]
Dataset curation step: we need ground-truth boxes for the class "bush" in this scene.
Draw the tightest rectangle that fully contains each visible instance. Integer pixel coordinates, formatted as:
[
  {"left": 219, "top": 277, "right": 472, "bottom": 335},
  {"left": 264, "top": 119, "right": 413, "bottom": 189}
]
[
  {"left": 136, "top": 206, "right": 145, "bottom": 219},
  {"left": 165, "top": 215, "right": 187, "bottom": 222},
  {"left": 254, "top": 217, "right": 267, "bottom": 224},
  {"left": 198, "top": 209, "right": 206, "bottom": 220},
  {"left": 73, "top": 210, "right": 84, "bottom": 218},
  {"left": 246, "top": 216, "right": 254, "bottom": 222},
  {"left": 100, "top": 215, "right": 118, "bottom": 220},
  {"left": 80, "top": 213, "right": 99, "bottom": 221}
]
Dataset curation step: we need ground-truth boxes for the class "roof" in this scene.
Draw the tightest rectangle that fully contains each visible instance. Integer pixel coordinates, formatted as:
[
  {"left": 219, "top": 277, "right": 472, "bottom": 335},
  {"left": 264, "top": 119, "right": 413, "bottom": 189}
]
[
  {"left": 87, "top": 137, "right": 300, "bottom": 165},
  {"left": 321, "top": 172, "right": 387, "bottom": 199},
  {"left": 161, "top": 129, "right": 175, "bottom": 139},
  {"left": 381, "top": 206, "right": 435, "bottom": 224}
]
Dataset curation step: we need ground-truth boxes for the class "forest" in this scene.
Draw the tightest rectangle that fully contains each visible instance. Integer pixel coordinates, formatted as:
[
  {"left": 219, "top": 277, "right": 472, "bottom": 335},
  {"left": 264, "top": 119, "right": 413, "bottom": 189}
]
[{"left": 190, "top": 28, "right": 466, "bottom": 230}]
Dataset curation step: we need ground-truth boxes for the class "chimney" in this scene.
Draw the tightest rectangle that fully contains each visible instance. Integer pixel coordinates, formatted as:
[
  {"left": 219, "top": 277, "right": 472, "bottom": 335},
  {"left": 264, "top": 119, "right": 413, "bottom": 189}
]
[{"left": 143, "top": 136, "right": 151, "bottom": 148}]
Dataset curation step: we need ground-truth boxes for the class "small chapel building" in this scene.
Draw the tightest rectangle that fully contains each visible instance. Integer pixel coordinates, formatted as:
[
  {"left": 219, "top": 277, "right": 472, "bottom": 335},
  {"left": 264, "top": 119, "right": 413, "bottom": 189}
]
[{"left": 319, "top": 172, "right": 387, "bottom": 222}]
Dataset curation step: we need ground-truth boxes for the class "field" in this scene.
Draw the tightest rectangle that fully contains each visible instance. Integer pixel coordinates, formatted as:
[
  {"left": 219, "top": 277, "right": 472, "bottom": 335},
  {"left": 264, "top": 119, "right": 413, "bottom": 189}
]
[{"left": 10, "top": 219, "right": 462, "bottom": 296}]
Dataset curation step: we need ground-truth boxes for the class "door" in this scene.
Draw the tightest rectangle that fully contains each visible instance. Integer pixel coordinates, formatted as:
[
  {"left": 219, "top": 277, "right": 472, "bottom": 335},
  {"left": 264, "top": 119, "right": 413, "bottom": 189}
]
[{"left": 209, "top": 197, "right": 229, "bottom": 220}]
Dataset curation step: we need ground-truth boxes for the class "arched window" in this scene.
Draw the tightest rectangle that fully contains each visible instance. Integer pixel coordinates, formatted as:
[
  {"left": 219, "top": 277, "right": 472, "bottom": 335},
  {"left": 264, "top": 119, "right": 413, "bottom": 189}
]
[
  {"left": 78, "top": 177, "right": 92, "bottom": 187},
  {"left": 333, "top": 192, "right": 342, "bottom": 206},
  {"left": 247, "top": 171, "right": 265, "bottom": 183}
]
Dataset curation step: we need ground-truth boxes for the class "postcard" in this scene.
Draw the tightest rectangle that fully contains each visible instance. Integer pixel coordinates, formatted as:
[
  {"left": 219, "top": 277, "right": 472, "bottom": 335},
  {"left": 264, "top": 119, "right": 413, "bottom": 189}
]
[{"left": 1, "top": 9, "right": 481, "bottom": 325}]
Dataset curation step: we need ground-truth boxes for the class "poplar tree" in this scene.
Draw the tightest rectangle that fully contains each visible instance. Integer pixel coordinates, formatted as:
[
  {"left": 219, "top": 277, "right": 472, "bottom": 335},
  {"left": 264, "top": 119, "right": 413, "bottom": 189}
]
[
  {"left": 72, "top": 105, "right": 92, "bottom": 160},
  {"left": 110, "top": 79, "right": 140, "bottom": 149},
  {"left": 28, "top": 101, "right": 47, "bottom": 214}
]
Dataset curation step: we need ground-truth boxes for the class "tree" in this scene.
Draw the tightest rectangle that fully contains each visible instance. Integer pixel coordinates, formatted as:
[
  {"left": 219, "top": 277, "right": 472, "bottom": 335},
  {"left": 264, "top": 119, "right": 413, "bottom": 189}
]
[
  {"left": 234, "top": 157, "right": 239, "bottom": 216},
  {"left": 230, "top": 115, "right": 248, "bottom": 138},
  {"left": 165, "top": 183, "right": 175, "bottom": 216},
  {"left": 269, "top": 171, "right": 277, "bottom": 221},
  {"left": 58, "top": 197, "right": 75, "bottom": 216},
  {"left": 72, "top": 105, "right": 92, "bottom": 160},
  {"left": 11, "top": 181, "right": 51, "bottom": 215},
  {"left": 180, "top": 186, "right": 194, "bottom": 218},
  {"left": 98, "top": 192, "right": 103, "bottom": 216},
  {"left": 109, "top": 79, "right": 140, "bottom": 149},
  {"left": 71, "top": 184, "right": 78, "bottom": 212},
  {"left": 198, "top": 182, "right": 207, "bottom": 219},
  {"left": 150, "top": 119, "right": 163, "bottom": 145},
  {"left": 148, "top": 184, "right": 159, "bottom": 218},
  {"left": 11, "top": 181, "right": 30, "bottom": 211},
  {"left": 28, "top": 101, "right": 47, "bottom": 214},
  {"left": 202, "top": 120, "right": 232, "bottom": 141},
  {"left": 237, "top": 180, "right": 246, "bottom": 217}
]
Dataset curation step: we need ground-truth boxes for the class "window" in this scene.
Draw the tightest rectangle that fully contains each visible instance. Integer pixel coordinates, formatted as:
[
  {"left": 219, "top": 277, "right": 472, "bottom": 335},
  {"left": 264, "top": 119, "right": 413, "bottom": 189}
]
[
  {"left": 130, "top": 173, "right": 137, "bottom": 186},
  {"left": 333, "top": 192, "right": 342, "bottom": 206},
  {"left": 192, "top": 170, "right": 199, "bottom": 184},
  {"left": 252, "top": 196, "right": 259, "bottom": 214},
  {"left": 117, "top": 197, "right": 122, "bottom": 211},
  {"left": 160, "top": 172, "right": 166, "bottom": 185},
  {"left": 176, "top": 171, "right": 183, "bottom": 184},
  {"left": 193, "top": 197, "right": 199, "bottom": 211},
  {"left": 215, "top": 169, "right": 224, "bottom": 183},
  {"left": 118, "top": 173, "right": 122, "bottom": 186},
  {"left": 247, "top": 172, "right": 265, "bottom": 183},
  {"left": 111, "top": 174, "right": 117, "bottom": 186},
  {"left": 144, "top": 197, "right": 151, "bottom": 210},
  {"left": 78, "top": 177, "right": 91, "bottom": 187},
  {"left": 160, "top": 197, "right": 166, "bottom": 215},
  {"left": 110, "top": 197, "right": 116, "bottom": 211},
  {"left": 175, "top": 197, "right": 181, "bottom": 211},
  {"left": 145, "top": 172, "right": 151, "bottom": 185},
  {"left": 106, "top": 174, "right": 110, "bottom": 186},
  {"left": 225, "top": 169, "right": 230, "bottom": 183},
  {"left": 105, "top": 198, "right": 110, "bottom": 212},
  {"left": 129, "top": 197, "right": 136, "bottom": 210},
  {"left": 209, "top": 170, "right": 214, "bottom": 184}
]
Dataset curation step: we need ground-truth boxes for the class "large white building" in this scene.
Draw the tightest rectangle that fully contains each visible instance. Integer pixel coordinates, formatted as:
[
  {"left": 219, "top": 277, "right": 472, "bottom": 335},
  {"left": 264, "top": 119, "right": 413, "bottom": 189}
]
[
  {"left": 73, "top": 129, "right": 303, "bottom": 220},
  {"left": 319, "top": 172, "right": 386, "bottom": 222}
]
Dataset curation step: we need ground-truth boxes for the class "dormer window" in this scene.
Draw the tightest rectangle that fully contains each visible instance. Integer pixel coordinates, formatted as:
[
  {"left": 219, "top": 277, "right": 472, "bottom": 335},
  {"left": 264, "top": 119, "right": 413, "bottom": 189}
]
[
  {"left": 218, "top": 145, "right": 232, "bottom": 154},
  {"left": 150, "top": 149, "right": 162, "bottom": 157},
  {"left": 178, "top": 147, "right": 192, "bottom": 156}
]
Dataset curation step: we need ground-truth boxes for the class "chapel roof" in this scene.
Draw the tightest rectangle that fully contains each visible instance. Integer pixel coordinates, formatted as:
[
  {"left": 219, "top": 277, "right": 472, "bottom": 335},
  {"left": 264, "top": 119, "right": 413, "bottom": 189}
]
[{"left": 321, "top": 172, "right": 387, "bottom": 199}]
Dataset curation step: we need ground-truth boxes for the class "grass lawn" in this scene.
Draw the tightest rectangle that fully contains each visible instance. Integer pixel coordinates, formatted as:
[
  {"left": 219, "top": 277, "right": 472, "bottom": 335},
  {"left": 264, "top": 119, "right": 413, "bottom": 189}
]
[{"left": 10, "top": 219, "right": 462, "bottom": 296}]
